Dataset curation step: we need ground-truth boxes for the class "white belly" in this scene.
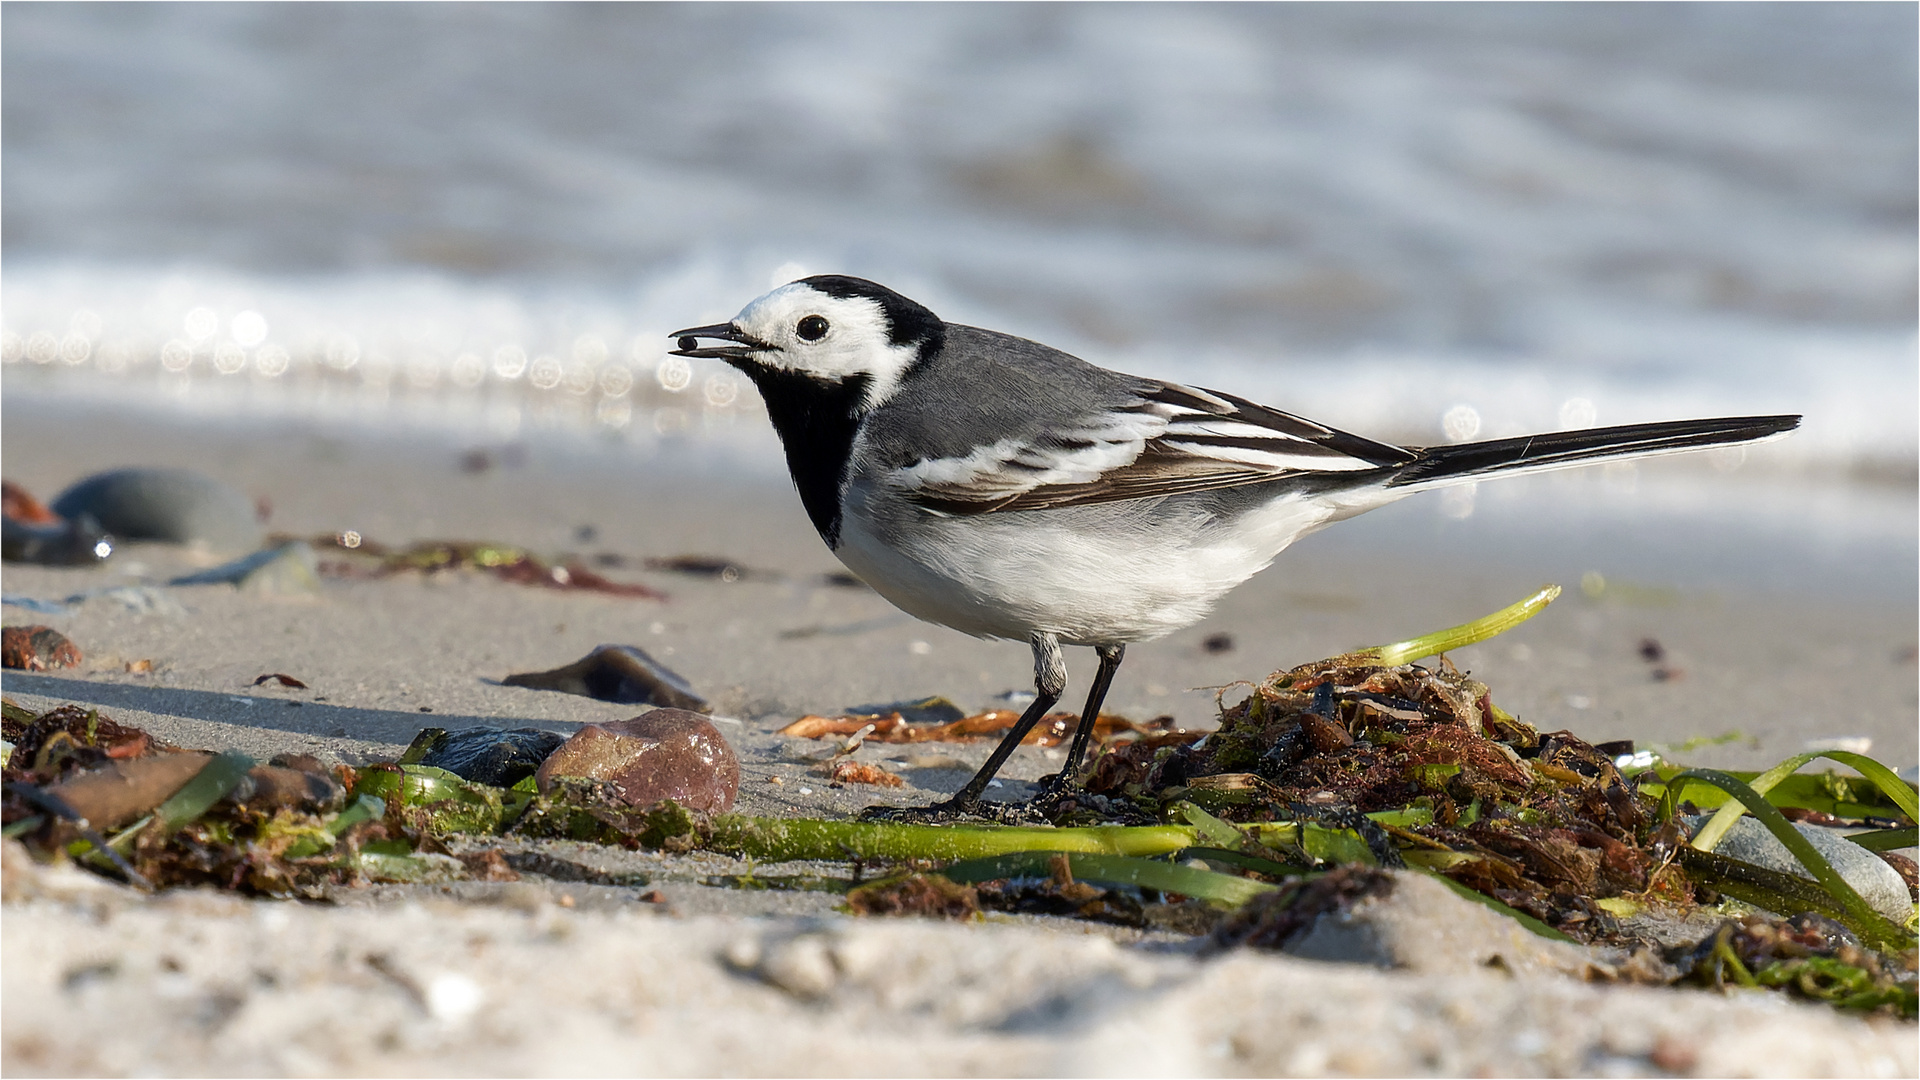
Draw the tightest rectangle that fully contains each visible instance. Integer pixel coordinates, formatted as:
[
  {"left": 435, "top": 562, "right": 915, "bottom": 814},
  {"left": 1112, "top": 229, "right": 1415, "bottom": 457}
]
[{"left": 833, "top": 485, "right": 1350, "bottom": 646}]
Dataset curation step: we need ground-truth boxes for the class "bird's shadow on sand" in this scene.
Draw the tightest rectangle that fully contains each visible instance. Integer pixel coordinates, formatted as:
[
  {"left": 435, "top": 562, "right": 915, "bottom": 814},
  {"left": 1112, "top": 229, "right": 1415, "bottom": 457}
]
[{"left": 2, "top": 672, "right": 577, "bottom": 748}]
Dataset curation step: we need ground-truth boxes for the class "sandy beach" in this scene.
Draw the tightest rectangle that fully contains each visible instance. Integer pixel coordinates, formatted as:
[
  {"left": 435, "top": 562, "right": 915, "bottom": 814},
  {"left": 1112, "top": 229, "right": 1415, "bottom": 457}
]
[{"left": 3, "top": 389, "right": 1915, "bottom": 1076}]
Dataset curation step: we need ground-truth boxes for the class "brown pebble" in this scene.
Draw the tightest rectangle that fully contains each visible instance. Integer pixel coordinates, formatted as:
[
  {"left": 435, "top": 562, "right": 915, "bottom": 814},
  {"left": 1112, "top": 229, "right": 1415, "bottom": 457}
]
[
  {"left": 1876, "top": 851, "right": 1917, "bottom": 899},
  {"left": 827, "top": 760, "right": 905, "bottom": 788},
  {"left": 235, "top": 765, "right": 346, "bottom": 815},
  {"left": 535, "top": 709, "right": 741, "bottom": 812},
  {"left": 2, "top": 625, "right": 82, "bottom": 671},
  {"left": 638, "top": 890, "right": 667, "bottom": 904},
  {"left": 2, "top": 480, "right": 61, "bottom": 524},
  {"left": 1649, "top": 1035, "right": 1698, "bottom": 1073},
  {"left": 556, "top": 893, "right": 576, "bottom": 908},
  {"left": 125, "top": 659, "right": 154, "bottom": 674},
  {"left": 845, "top": 873, "right": 979, "bottom": 920}
]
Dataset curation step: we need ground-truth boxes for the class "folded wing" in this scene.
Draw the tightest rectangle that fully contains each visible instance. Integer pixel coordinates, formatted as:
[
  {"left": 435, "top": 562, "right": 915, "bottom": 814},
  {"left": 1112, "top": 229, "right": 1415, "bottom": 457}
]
[{"left": 897, "top": 382, "right": 1415, "bottom": 514}]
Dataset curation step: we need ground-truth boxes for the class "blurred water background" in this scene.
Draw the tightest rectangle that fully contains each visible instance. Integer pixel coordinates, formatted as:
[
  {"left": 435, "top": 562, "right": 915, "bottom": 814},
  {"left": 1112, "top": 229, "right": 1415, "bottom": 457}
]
[{"left": 4, "top": 3, "right": 1915, "bottom": 496}]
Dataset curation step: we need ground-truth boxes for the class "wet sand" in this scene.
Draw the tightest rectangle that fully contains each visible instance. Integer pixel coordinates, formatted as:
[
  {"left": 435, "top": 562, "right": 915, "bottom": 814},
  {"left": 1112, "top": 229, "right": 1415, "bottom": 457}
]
[{"left": 2, "top": 391, "right": 1916, "bottom": 1075}]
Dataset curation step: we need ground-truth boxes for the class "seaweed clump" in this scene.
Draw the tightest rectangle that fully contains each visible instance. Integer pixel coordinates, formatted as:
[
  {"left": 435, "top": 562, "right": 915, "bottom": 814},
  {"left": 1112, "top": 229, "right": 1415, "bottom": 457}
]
[
  {"left": 1672, "top": 912, "right": 1916, "bottom": 1015},
  {"left": 1078, "top": 653, "right": 1680, "bottom": 941},
  {"left": 4, "top": 699, "right": 440, "bottom": 896}
]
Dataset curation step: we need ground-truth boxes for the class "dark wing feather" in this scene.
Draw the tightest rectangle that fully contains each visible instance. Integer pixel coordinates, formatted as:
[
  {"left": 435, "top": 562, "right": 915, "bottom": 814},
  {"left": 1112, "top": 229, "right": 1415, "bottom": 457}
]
[{"left": 896, "top": 381, "right": 1416, "bottom": 514}]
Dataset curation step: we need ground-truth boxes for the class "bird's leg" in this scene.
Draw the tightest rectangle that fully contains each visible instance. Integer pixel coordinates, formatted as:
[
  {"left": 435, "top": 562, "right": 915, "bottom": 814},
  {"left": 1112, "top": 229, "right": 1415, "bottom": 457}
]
[
  {"left": 860, "top": 632, "right": 1065, "bottom": 823},
  {"left": 1036, "top": 644, "right": 1125, "bottom": 801}
]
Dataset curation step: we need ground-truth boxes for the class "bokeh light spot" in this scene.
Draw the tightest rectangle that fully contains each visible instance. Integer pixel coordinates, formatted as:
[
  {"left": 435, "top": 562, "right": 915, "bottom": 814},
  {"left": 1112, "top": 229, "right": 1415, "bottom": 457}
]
[
  {"left": 598, "top": 364, "right": 633, "bottom": 397},
  {"left": 160, "top": 340, "right": 194, "bottom": 372},
  {"left": 656, "top": 355, "right": 692, "bottom": 392},
  {"left": 213, "top": 342, "right": 247, "bottom": 374},
  {"left": 703, "top": 373, "right": 738, "bottom": 407},
  {"left": 491, "top": 345, "right": 528, "bottom": 380},
  {"left": 59, "top": 334, "right": 92, "bottom": 365},
  {"left": 255, "top": 344, "right": 290, "bottom": 377},
  {"left": 528, "top": 355, "right": 563, "bottom": 390},
  {"left": 1558, "top": 397, "right": 1597, "bottom": 429},
  {"left": 1441, "top": 404, "right": 1480, "bottom": 442},
  {"left": 184, "top": 307, "right": 219, "bottom": 341},
  {"left": 449, "top": 352, "right": 486, "bottom": 388},
  {"left": 230, "top": 310, "right": 269, "bottom": 346}
]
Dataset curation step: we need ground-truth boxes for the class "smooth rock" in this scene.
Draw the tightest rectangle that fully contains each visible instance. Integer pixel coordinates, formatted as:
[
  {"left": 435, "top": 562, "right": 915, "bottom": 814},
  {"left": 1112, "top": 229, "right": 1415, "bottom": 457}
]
[
  {"left": 417, "top": 727, "right": 567, "bottom": 788},
  {"left": 1691, "top": 814, "right": 1913, "bottom": 923},
  {"left": 1210, "top": 866, "right": 1602, "bottom": 979},
  {"left": 534, "top": 709, "right": 739, "bottom": 812},
  {"left": 44, "top": 753, "right": 214, "bottom": 833},
  {"left": 168, "top": 541, "right": 319, "bottom": 595},
  {"left": 228, "top": 764, "right": 346, "bottom": 815},
  {"left": 237, "top": 541, "right": 320, "bottom": 595},
  {"left": 502, "top": 644, "right": 709, "bottom": 712},
  {"left": 52, "top": 468, "right": 261, "bottom": 552}
]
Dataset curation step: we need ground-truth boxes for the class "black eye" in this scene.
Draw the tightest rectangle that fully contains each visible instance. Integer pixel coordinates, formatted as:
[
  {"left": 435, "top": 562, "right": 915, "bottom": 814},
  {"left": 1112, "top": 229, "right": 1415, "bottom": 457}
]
[{"left": 796, "top": 315, "right": 829, "bottom": 342}]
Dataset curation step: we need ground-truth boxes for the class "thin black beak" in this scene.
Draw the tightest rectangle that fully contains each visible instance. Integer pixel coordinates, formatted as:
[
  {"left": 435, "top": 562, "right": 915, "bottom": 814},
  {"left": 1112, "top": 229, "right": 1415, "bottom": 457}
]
[{"left": 668, "top": 323, "right": 768, "bottom": 361}]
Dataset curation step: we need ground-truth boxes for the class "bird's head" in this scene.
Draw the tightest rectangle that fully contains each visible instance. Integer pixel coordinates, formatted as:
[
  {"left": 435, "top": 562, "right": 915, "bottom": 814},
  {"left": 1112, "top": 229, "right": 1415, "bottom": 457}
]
[{"left": 671, "top": 275, "right": 944, "bottom": 411}]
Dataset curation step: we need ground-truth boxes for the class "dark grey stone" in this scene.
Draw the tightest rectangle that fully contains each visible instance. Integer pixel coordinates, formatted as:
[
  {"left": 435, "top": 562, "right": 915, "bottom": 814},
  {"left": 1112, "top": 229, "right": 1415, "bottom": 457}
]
[
  {"left": 417, "top": 727, "right": 568, "bottom": 787},
  {"left": 51, "top": 468, "right": 261, "bottom": 552},
  {"left": 502, "top": 644, "right": 710, "bottom": 712}
]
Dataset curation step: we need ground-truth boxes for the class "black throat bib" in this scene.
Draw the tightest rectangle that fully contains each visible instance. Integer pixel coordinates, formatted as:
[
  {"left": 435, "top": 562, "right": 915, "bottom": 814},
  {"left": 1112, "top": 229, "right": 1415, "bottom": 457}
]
[{"left": 732, "top": 364, "right": 871, "bottom": 549}]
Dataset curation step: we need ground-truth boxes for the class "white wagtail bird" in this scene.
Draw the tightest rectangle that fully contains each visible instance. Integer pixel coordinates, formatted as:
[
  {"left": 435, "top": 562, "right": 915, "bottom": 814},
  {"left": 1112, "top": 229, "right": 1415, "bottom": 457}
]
[{"left": 672, "top": 276, "right": 1798, "bottom": 821}]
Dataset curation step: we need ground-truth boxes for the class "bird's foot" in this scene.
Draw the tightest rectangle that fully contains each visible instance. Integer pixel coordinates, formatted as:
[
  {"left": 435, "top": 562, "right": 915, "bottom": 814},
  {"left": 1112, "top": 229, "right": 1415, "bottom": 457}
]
[
  {"left": 1024, "top": 771, "right": 1076, "bottom": 812},
  {"left": 1028, "top": 774, "right": 1158, "bottom": 825}
]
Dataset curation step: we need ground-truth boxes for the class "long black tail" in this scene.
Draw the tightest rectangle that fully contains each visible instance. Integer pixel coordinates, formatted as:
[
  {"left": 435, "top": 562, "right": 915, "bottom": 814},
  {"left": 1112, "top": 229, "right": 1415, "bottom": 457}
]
[{"left": 1386, "top": 414, "right": 1800, "bottom": 490}]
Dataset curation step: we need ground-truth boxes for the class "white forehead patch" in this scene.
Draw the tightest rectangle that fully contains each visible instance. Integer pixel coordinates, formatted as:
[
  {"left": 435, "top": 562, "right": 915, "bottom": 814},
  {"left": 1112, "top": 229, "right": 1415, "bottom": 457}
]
[{"left": 731, "top": 283, "right": 923, "bottom": 409}]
